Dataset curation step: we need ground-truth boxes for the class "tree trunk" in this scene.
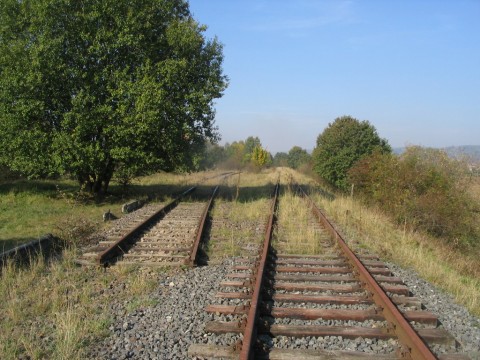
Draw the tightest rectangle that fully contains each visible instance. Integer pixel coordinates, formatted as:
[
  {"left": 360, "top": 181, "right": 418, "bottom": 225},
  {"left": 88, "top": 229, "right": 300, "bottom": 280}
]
[
  {"left": 93, "top": 159, "right": 115, "bottom": 195},
  {"left": 78, "top": 174, "right": 93, "bottom": 192},
  {"left": 92, "top": 178, "right": 103, "bottom": 194}
]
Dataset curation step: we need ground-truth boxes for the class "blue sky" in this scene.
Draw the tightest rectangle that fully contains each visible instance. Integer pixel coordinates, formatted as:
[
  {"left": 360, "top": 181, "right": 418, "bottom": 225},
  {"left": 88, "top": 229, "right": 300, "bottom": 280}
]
[{"left": 188, "top": 0, "right": 480, "bottom": 154}]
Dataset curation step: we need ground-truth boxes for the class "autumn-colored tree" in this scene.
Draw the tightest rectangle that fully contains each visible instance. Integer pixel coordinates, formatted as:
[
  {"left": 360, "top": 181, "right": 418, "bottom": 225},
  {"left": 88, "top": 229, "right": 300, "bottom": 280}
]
[{"left": 251, "top": 145, "right": 270, "bottom": 168}]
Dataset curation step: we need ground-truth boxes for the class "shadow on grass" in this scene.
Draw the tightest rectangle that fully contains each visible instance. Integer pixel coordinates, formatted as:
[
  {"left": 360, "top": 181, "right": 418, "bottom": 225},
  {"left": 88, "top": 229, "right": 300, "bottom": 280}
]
[
  {"left": 0, "top": 177, "right": 280, "bottom": 256},
  {"left": 0, "top": 237, "right": 38, "bottom": 253},
  {"left": 0, "top": 179, "right": 67, "bottom": 195},
  {"left": 0, "top": 235, "right": 62, "bottom": 270},
  {"left": 0, "top": 175, "right": 282, "bottom": 204},
  {"left": 110, "top": 182, "right": 277, "bottom": 203}
]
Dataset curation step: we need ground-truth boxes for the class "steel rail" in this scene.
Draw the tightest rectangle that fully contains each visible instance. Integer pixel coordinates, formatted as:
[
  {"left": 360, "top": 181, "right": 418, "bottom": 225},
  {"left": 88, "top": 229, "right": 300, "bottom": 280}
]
[
  {"left": 239, "top": 181, "right": 280, "bottom": 360},
  {"left": 187, "top": 185, "right": 219, "bottom": 266},
  {"left": 96, "top": 186, "right": 196, "bottom": 265},
  {"left": 298, "top": 186, "right": 437, "bottom": 360},
  {"left": 0, "top": 234, "right": 55, "bottom": 269}
]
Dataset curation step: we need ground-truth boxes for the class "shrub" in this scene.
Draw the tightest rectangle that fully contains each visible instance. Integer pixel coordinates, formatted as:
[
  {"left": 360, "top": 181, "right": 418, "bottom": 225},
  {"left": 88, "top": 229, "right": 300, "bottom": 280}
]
[{"left": 348, "top": 146, "right": 478, "bottom": 248}]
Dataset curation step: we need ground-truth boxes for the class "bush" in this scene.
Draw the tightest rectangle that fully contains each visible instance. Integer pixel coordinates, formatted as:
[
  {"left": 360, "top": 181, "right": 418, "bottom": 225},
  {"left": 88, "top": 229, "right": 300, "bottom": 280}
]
[{"left": 348, "top": 146, "right": 478, "bottom": 248}]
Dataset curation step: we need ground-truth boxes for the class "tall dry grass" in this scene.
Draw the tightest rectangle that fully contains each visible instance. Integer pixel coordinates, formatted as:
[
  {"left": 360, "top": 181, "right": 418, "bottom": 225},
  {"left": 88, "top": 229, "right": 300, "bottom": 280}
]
[
  {"left": 0, "top": 248, "right": 161, "bottom": 360},
  {"left": 312, "top": 193, "right": 480, "bottom": 316},
  {"left": 274, "top": 189, "right": 332, "bottom": 255},
  {"left": 207, "top": 169, "right": 278, "bottom": 260}
]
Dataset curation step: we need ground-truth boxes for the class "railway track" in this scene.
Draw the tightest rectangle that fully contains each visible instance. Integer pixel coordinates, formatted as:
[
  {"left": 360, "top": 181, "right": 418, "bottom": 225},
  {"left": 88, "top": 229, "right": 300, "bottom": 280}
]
[
  {"left": 189, "top": 182, "right": 468, "bottom": 359},
  {"left": 0, "top": 234, "right": 56, "bottom": 269},
  {"left": 78, "top": 184, "right": 219, "bottom": 267}
]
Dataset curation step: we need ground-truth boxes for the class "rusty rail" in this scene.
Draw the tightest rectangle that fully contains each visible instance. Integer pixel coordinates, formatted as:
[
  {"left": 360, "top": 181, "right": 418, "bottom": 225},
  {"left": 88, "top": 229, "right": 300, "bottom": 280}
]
[
  {"left": 240, "top": 181, "right": 279, "bottom": 360},
  {"left": 0, "top": 234, "right": 56, "bottom": 269},
  {"left": 96, "top": 186, "right": 196, "bottom": 265},
  {"left": 298, "top": 186, "right": 437, "bottom": 360},
  {"left": 188, "top": 185, "right": 219, "bottom": 266}
]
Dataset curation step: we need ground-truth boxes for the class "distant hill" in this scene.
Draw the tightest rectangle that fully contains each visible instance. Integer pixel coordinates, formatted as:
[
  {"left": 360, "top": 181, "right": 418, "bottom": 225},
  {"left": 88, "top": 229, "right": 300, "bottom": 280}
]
[
  {"left": 393, "top": 145, "right": 480, "bottom": 162},
  {"left": 443, "top": 146, "right": 480, "bottom": 162}
]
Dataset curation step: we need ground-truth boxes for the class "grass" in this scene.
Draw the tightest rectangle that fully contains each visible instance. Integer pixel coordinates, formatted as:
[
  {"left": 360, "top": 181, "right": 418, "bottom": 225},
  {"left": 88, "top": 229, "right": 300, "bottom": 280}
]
[
  {"left": 0, "top": 169, "right": 261, "bottom": 359},
  {"left": 0, "top": 179, "right": 136, "bottom": 250},
  {"left": 0, "top": 170, "right": 226, "bottom": 251},
  {"left": 277, "top": 167, "right": 479, "bottom": 315},
  {"left": 3, "top": 251, "right": 99, "bottom": 358},
  {"left": 0, "top": 169, "right": 231, "bottom": 358},
  {"left": 206, "top": 169, "right": 277, "bottom": 261},
  {"left": 1, "top": 167, "right": 478, "bottom": 360},
  {"left": 312, "top": 191, "right": 480, "bottom": 316},
  {"left": 0, "top": 247, "right": 163, "bottom": 360},
  {"left": 274, "top": 188, "right": 332, "bottom": 255}
]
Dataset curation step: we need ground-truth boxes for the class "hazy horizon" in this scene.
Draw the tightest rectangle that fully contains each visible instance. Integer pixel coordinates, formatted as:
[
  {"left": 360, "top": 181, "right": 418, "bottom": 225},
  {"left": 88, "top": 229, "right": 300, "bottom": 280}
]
[{"left": 189, "top": 0, "right": 480, "bottom": 154}]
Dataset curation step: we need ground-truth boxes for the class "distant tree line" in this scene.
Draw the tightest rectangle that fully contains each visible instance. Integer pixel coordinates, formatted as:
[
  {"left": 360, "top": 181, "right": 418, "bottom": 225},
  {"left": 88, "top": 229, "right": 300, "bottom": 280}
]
[
  {"left": 199, "top": 136, "right": 271, "bottom": 171},
  {"left": 199, "top": 136, "right": 312, "bottom": 172}
]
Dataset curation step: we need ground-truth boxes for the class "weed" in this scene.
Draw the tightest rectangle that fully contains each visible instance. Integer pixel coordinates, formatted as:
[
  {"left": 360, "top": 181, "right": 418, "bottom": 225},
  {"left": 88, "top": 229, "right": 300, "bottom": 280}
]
[{"left": 313, "top": 192, "right": 480, "bottom": 316}]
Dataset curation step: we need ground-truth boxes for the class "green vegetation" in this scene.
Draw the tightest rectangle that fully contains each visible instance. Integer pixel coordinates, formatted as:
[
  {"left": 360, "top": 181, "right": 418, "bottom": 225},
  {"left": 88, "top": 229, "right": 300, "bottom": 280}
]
[
  {"left": 199, "top": 142, "right": 228, "bottom": 170},
  {"left": 250, "top": 145, "right": 271, "bottom": 168},
  {"left": 348, "top": 146, "right": 479, "bottom": 248},
  {"left": 312, "top": 116, "right": 391, "bottom": 190},
  {"left": 287, "top": 146, "right": 311, "bottom": 169},
  {"left": 0, "top": 249, "right": 161, "bottom": 360},
  {"left": 273, "top": 152, "right": 289, "bottom": 167},
  {"left": 0, "top": 179, "right": 109, "bottom": 250},
  {"left": 0, "top": 171, "right": 220, "bottom": 251},
  {"left": 0, "top": 0, "right": 227, "bottom": 194},
  {"left": 0, "top": 0, "right": 475, "bottom": 353},
  {"left": 218, "top": 136, "right": 272, "bottom": 171},
  {"left": 0, "top": 169, "right": 231, "bottom": 359},
  {"left": 0, "top": 167, "right": 478, "bottom": 360},
  {"left": 313, "top": 192, "right": 480, "bottom": 316},
  {"left": 309, "top": 115, "right": 479, "bottom": 310},
  {"left": 200, "top": 142, "right": 310, "bottom": 172}
]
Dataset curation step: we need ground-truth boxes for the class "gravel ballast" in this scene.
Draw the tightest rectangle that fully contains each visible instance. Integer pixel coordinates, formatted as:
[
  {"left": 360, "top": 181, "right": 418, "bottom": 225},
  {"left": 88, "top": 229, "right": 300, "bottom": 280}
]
[
  {"left": 387, "top": 262, "right": 480, "bottom": 358},
  {"left": 85, "top": 204, "right": 480, "bottom": 359},
  {"left": 87, "top": 259, "right": 480, "bottom": 359},
  {"left": 88, "top": 262, "right": 229, "bottom": 360}
]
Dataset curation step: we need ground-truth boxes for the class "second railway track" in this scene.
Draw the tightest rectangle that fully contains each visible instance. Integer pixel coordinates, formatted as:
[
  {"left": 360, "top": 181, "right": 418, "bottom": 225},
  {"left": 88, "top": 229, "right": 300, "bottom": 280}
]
[
  {"left": 79, "top": 183, "right": 221, "bottom": 267},
  {"left": 189, "top": 181, "right": 469, "bottom": 359}
]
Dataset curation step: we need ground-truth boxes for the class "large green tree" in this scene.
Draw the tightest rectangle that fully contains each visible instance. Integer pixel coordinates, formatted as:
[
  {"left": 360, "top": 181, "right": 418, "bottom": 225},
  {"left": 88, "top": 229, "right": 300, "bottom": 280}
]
[
  {"left": 0, "top": 0, "right": 227, "bottom": 193},
  {"left": 312, "top": 116, "right": 391, "bottom": 190}
]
